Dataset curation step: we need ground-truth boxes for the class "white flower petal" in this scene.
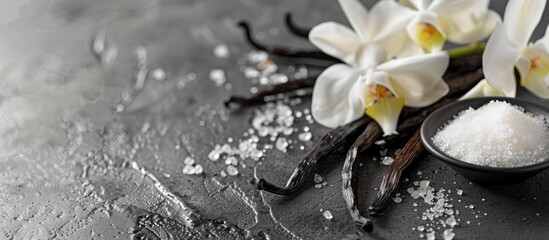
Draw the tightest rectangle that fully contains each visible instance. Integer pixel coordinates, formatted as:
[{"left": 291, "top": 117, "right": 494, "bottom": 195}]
[
  {"left": 369, "top": 0, "right": 416, "bottom": 57},
  {"left": 311, "top": 64, "right": 365, "bottom": 128},
  {"left": 523, "top": 75, "right": 549, "bottom": 99},
  {"left": 365, "top": 96, "right": 405, "bottom": 136},
  {"left": 354, "top": 44, "right": 387, "bottom": 69},
  {"left": 338, "top": 0, "right": 371, "bottom": 41},
  {"left": 503, "top": 0, "right": 546, "bottom": 47},
  {"left": 392, "top": 31, "right": 424, "bottom": 58},
  {"left": 399, "top": 0, "right": 416, "bottom": 9},
  {"left": 443, "top": 10, "right": 501, "bottom": 44},
  {"left": 407, "top": 0, "right": 432, "bottom": 11},
  {"left": 376, "top": 52, "right": 449, "bottom": 107},
  {"left": 483, "top": 24, "right": 520, "bottom": 97},
  {"left": 459, "top": 79, "right": 505, "bottom": 100},
  {"left": 515, "top": 56, "right": 531, "bottom": 85},
  {"left": 518, "top": 46, "right": 549, "bottom": 99},
  {"left": 309, "top": 22, "right": 362, "bottom": 65},
  {"left": 378, "top": 51, "right": 449, "bottom": 76},
  {"left": 429, "top": 0, "right": 484, "bottom": 13}
]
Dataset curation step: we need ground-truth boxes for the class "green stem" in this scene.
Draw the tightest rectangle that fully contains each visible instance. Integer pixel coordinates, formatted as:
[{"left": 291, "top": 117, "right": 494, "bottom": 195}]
[{"left": 448, "top": 43, "right": 486, "bottom": 59}]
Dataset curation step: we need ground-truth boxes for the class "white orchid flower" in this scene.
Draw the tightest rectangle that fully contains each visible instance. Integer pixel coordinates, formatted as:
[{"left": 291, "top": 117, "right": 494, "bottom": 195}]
[
  {"left": 310, "top": 49, "right": 449, "bottom": 135},
  {"left": 309, "top": 0, "right": 423, "bottom": 61},
  {"left": 399, "top": 0, "right": 500, "bottom": 53},
  {"left": 465, "top": 0, "right": 549, "bottom": 99}
]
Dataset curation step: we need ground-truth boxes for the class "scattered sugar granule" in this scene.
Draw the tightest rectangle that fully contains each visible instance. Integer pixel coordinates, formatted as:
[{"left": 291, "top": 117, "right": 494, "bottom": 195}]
[
  {"left": 433, "top": 101, "right": 549, "bottom": 167},
  {"left": 213, "top": 44, "right": 230, "bottom": 59},
  {"left": 443, "top": 229, "right": 455, "bottom": 240},
  {"left": 314, "top": 174, "right": 323, "bottom": 183},
  {"left": 276, "top": 137, "right": 289, "bottom": 152},
  {"left": 298, "top": 132, "right": 312, "bottom": 141},
  {"left": 227, "top": 165, "right": 239, "bottom": 176},
  {"left": 375, "top": 139, "right": 386, "bottom": 145},
  {"left": 382, "top": 156, "right": 394, "bottom": 165},
  {"left": 323, "top": 210, "right": 333, "bottom": 220},
  {"left": 426, "top": 231, "right": 435, "bottom": 240},
  {"left": 209, "top": 69, "right": 226, "bottom": 87},
  {"left": 151, "top": 68, "right": 166, "bottom": 81}
]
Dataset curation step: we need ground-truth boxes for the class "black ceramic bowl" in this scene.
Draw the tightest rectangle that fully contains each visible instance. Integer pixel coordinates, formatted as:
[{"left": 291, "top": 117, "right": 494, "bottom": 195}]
[{"left": 421, "top": 97, "right": 549, "bottom": 185}]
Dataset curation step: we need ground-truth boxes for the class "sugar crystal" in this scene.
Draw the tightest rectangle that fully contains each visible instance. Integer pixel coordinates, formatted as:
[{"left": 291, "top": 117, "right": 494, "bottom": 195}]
[
  {"left": 382, "top": 156, "right": 394, "bottom": 165},
  {"left": 227, "top": 165, "right": 239, "bottom": 176},
  {"left": 426, "top": 231, "right": 435, "bottom": 240},
  {"left": 443, "top": 229, "right": 455, "bottom": 240},
  {"left": 276, "top": 138, "right": 289, "bottom": 152},
  {"left": 298, "top": 132, "right": 312, "bottom": 141},
  {"left": 209, "top": 69, "right": 226, "bottom": 87},
  {"left": 213, "top": 44, "right": 230, "bottom": 59},
  {"left": 314, "top": 174, "right": 323, "bottom": 183},
  {"left": 323, "top": 210, "right": 333, "bottom": 220}
]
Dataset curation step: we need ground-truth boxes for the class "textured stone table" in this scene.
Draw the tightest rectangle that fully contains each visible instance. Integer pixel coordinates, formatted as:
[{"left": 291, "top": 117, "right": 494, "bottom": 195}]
[{"left": 0, "top": 0, "right": 548, "bottom": 239}]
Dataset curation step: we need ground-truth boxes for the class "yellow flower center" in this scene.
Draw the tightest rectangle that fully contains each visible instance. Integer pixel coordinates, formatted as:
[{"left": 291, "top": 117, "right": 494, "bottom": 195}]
[
  {"left": 530, "top": 57, "right": 538, "bottom": 70},
  {"left": 415, "top": 22, "right": 445, "bottom": 53},
  {"left": 520, "top": 48, "right": 549, "bottom": 86},
  {"left": 365, "top": 84, "right": 394, "bottom": 107}
]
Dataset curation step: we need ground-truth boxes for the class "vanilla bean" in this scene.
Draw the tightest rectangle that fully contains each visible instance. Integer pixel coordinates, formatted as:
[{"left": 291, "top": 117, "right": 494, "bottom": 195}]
[
  {"left": 257, "top": 117, "right": 371, "bottom": 195},
  {"left": 225, "top": 75, "right": 317, "bottom": 108},
  {"left": 285, "top": 13, "right": 311, "bottom": 38},
  {"left": 368, "top": 129, "right": 423, "bottom": 216},
  {"left": 238, "top": 21, "right": 340, "bottom": 62},
  {"left": 445, "top": 69, "right": 484, "bottom": 96},
  {"left": 341, "top": 100, "right": 448, "bottom": 230},
  {"left": 445, "top": 53, "right": 483, "bottom": 79},
  {"left": 342, "top": 122, "right": 381, "bottom": 232}
]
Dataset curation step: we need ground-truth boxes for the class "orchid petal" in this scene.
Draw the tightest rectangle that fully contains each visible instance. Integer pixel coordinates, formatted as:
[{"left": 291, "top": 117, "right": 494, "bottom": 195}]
[
  {"left": 392, "top": 31, "right": 424, "bottom": 58},
  {"left": 309, "top": 22, "right": 362, "bottom": 66},
  {"left": 311, "top": 64, "right": 364, "bottom": 128},
  {"left": 518, "top": 46, "right": 549, "bottom": 99},
  {"left": 515, "top": 56, "right": 531, "bottom": 86},
  {"left": 432, "top": 0, "right": 501, "bottom": 44},
  {"left": 429, "top": 0, "right": 485, "bottom": 13},
  {"left": 522, "top": 74, "right": 549, "bottom": 99},
  {"left": 407, "top": 0, "right": 433, "bottom": 11},
  {"left": 376, "top": 52, "right": 449, "bottom": 107},
  {"left": 369, "top": 0, "right": 416, "bottom": 57},
  {"left": 399, "top": 0, "right": 416, "bottom": 9},
  {"left": 365, "top": 96, "right": 405, "bottom": 136},
  {"left": 503, "top": 0, "right": 546, "bottom": 47},
  {"left": 338, "top": 0, "right": 371, "bottom": 41},
  {"left": 459, "top": 79, "right": 505, "bottom": 100},
  {"left": 483, "top": 24, "right": 520, "bottom": 97},
  {"left": 354, "top": 44, "right": 387, "bottom": 69}
]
